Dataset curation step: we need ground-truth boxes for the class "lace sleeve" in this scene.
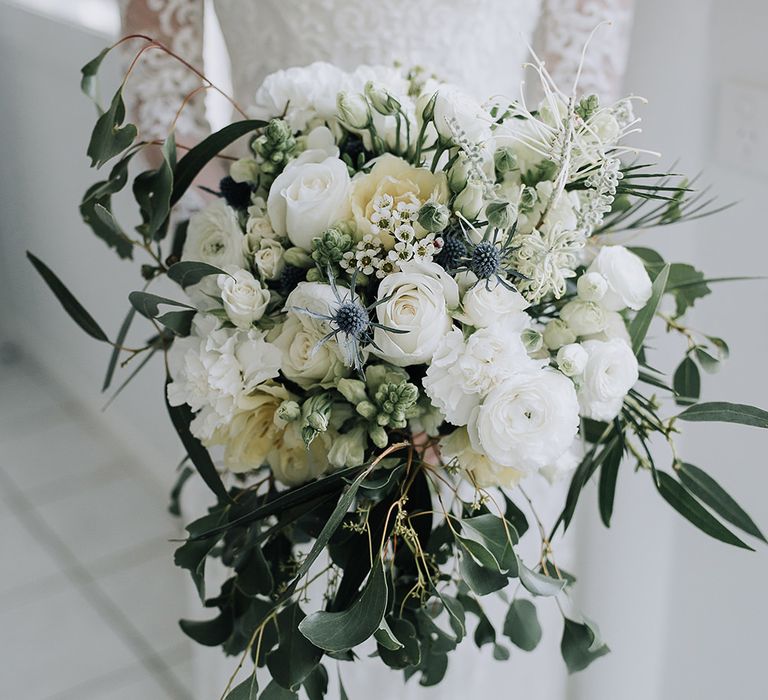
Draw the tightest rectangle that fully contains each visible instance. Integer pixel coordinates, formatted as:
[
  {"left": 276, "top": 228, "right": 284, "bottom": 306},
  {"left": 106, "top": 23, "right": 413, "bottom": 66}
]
[
  {"left": 118, "top": 0, "right": 210, "bottom": 142},
  {"left": 536, "top": 0, "right": 635, "bottom": 103}
]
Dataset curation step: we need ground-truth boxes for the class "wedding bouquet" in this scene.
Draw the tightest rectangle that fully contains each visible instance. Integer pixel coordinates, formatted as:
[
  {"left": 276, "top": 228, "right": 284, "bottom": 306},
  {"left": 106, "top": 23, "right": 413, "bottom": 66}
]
[{"left": 29, "top": 37, "right": 767, "bottom": 699}]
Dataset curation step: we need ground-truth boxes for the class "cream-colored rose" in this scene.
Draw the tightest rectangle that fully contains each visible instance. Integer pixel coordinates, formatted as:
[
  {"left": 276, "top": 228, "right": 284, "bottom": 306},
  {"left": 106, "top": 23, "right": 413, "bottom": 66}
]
[
  {"left": 441, "top": 427, "right": 524, "bottom": 489},
  {"left": 268, "top": 422, "right": 332, "bottom": 486},
  {"left": 217, "top": 267, "right": 270, "bottom": 329},
  {"left": 267, "top": 152, "right": 351, "bottom": 251},
  {"left": 560, "top": 300, "right": 607, "bottom": 337},
  {"left": 215, "top": 383, "right": 291, "bottom": 473},
  {"left": 350, "top": 154, "right": 449, "bottom": 249},
  {"left": 252, "top": 238, "right": 285, "bottom": 280},
  {"left": 458, "top": 279, "right": 530, "bottom": 329}
]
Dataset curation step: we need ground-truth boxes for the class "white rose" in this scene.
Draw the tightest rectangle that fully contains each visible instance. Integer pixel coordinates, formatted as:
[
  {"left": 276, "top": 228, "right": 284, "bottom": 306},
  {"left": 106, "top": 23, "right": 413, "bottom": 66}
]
[
  {"left": 432, "top": 84, "right": 493, "bottom": 144},
  {"left": 372, "top": 261, "right": 459, "bottom": 367},
  {"left": 556, "top": 343, "right": 588, "bottom": 377},
  {"left": 577, "top": 339, "right": 638, "bottom": 421},
  {"left": 441, "top": 427, "right": 524, "bottom": 489},
  {"left": 468, "top": 368, "right": 580, "bottom": 472},
  {"left": 252, "top": 238, "right": 285, "bottom": 280},
  {"left": 273, "top": 282, "right": 349, "bottom": 388},
  {"left": 560, "top": 300, "right": 607, "bottom": 336},
  {"left": 267, "top": 154, "right": 351, "bottom": 251},
  {"left": 453, "top": 181, "right": 484, "bottom": 220},
  {"left": 182, "top": 200, "right": 246, "bottom": 269},
  {"left": 268, "top": 422, "right": 332, "bottom": 486},
  {"left": 543, "top": 318, "right": 577, "bottom": 350},
  {"left": 583, "top": 311, "right": 631, "bottom": 345},
  {"left": 588, "top": 246, "right": 652, "bottom": 311},
  {"left": 577, "top": 271, "right": 608, "bottom": 302},
  {"left": 217, "top": 267, "right": 270, "bottom": 329},
  {"left": 458, "top": 279, "right": 530, "bottom": 329},
  {"left": 424, "top": 325, "right": 544, "bottom": 426}
]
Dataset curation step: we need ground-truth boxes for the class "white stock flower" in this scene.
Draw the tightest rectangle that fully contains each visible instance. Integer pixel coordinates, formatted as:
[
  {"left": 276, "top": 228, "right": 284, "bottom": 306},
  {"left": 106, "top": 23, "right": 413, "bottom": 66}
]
[
  {"left": 577, "top": 271, "right": 608, "bottom": 302},
  {"left": 458, "top": 279, "right": 530, "bottom": 329},
  {"left": 588, "top": 246, "right": 652, "bottom": 311},
  {"left": 182, "top": 200, "right": 246, "bottom": 270},
  {"left": 577, "top": 338, "right": 638, "bottom": 421},
  {"left": 217, "top": 267, "right": 270, "bottom": 329},
  {"left": 468, "top": 368, "right": 580, "bottom": 473},
  {"left": 372, "top": 261, "right": 459, "bottom": 367},
  {"left": 560, "top": 300, "right": 607, "bottom": 336},
  {"left": 441, "top": 427, "right": 524, "bottom": 489},
  {"left": 556, "top": 343, "right": 588, "bottom": 377},
  {"left": 424, "top": 325, "right": 543, "bottom": 426},
  {"left": 273, "top": 282, "right": 349, "bottom": 389},
  {"left": 267, "top": 152, "right": 351, "bottom": 250},
  {"left": 251, "top": 238, "right": 285, "bottom": 280}
]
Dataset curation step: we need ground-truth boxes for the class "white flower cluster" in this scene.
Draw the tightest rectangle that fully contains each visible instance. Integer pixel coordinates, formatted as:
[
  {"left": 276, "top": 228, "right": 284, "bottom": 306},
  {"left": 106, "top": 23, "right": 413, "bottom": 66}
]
[{"left": 166, "top": 61, "right": 652, "bottom": 493}]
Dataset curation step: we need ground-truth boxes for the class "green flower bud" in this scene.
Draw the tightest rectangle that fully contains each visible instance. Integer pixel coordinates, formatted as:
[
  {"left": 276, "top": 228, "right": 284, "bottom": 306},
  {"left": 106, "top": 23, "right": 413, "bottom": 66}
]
[
  {"left": 265, "top": 118, "right": 292, "bottom": 144},
  {"left": 493, "top": 146, "right": 518, "bottom": 176},
  {"left": 337, "top": 91, "right": 372, "bottom": 130},
  {"left": 447, "top": 156, "right": 471, "bottom": 193},
  {"left": 364, "top": 364, "right": 409, "bottom": 394},
  {"left": 311, "top": 226, "right": 354, "bottom": 266},
  {"left": 337, "top": 378, "right": 369, "bottom": 405},
  {"left": 420, "top": 91, "right": 438, "bottom": 122},
  {"left": 486, "top": 199, "right": 516, "bottom": 229},
  {"left": 575, "top": 94, "right": 600, "bottom": 121},
  {"left": 365, "top": 81, "right": 400, "bottom": 116},
  {"left": 356, "top": 401, "right": 378, "bottom": 420},
  {"left": 368, "top": 425, "right": 389, "bottom": 449},
  {"left": 417, "top": 202, "right": 451, "bottom": 233},
  {"left": 283, "top": 246, "right": 313, "bottom": 269},
  {"left": 373, "top": 381, "right": 419, "bottom": 428},
  {"left": 519, "top": 185, "right": 538, "bottom": 213},
  {"left": 522, "top": 328, "right": 544, "bottom": 353},
  {"left": 276, "top": 400, "right": 301, "bottom": 423},
  {"left": 305, "top": 267, "right": 322, "bottom": 282}
]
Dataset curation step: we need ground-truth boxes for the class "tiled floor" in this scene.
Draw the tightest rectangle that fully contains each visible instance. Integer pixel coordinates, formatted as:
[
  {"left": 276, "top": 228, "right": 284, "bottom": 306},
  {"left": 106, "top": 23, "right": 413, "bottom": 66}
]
[{"left": 0, "top": 343, "right": 195, "bottom": 700}]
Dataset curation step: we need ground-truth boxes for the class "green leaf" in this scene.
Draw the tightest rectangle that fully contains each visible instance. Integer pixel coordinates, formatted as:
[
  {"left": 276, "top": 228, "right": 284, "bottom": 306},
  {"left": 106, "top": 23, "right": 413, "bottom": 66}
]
[
  {"left": 629, "top": 263, "right": 670, "bottom": 355},
  {"left": 174, "top": 510, "right": 226, "bottom": 599},
  {"left": 655, "top": 471, "right": 753, "bottom": 549},
  {"left": 237, "top": 546, "right": 274, "bottom": 597},
  {"left": 492, "top": 643, "right": 510, "bottom": 660},
  {"left": 267, "top": 605, "right": 322, "bottom": 690},
  {"left": 518, "top": 560, "right": 567, "bottom": 597},
  {"left": 27, "top": 253, "right": 109, "bottom": 342},
  {"left": 179, "top": 612, "right": 232, "bottom": 646},
  {"left": 666, "top": 263, "right": 711, "bottom": 317},
  {"left": 225, "top": 675, "right": 259, "bottom": 700},
  {"left": 673, "top": 356, "right": 700, "bottom": 406},
  {"left": 171, "top": 120, "right": 266, "bottom": 206},
  {"left": 706, "top": 335, "right": 730, "bottom": 360},
  {"left": 560, "top": 618, "right": 610, "bottom": 674},
  {"left": 437, "top": 592, "right": 466, "bottom": 643},
  {"left": 337, "top": 669, "right": 349, "bottom": 700},
  {"left": 459, "top": 514, "right": 517, "bottom": 574},
  {"left": 677, "top": 401, "right": 768, "bottom": 429},
  {"left": 374, "top": 618, "right": 404, "bottom": 651},
  {"left": 156, "top": 309, "right": 196, "bottom": 336},
  {"left": 503, "top": 495, "right": 529, "bottom": 537},
  {"left": 377, "top": 617, "right": 420, "bottom": 669},
  {"left": 87, "top": 88, "right": 137, "bottom": 168},
  {"left": 459, "top": 547, "right": 509, "bottom": 595},
  {"left": 102, "top": 306, "right": 137, "bottom": 391},
  {"left": 503, "top": 599, "right": 542, "bottom": 651},
  {"left": 694, "top": 347, "right": 720, "bottom": 374},
  {"left": 165, "top": 377, "right": 231, "bottom": 503},
  {"left": 80, "top": 45, "right": 111, "bottom": 105},
  {"left": 598, "top": 433, "right": 624, "bottom": 527},
  {"left": 302, "top": 665, "right": 328, "bottom": 700},
  {"left": 167, "top": 261, "right": 230, "bottom": 288},
  {"left": 678, "top": 463, "right": 765, "bottom": 542},
  {"left": 128, "top": 291, "right": 195, "bottom": 319},
  {"left": 259, "top": 681, "right": 298, "bottom": 700},
  {"left": 298, "top": 559, "right": 388, "bottom": 652},
  {"left": 133, "top": 134, "right": 175, "bottom": 240}
]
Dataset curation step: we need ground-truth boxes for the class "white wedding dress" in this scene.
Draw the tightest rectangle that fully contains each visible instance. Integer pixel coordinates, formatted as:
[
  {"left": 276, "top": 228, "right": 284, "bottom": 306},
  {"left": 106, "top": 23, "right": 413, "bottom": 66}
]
[{"left": 118, "top": 1, "right": 635, "bottom": 698}]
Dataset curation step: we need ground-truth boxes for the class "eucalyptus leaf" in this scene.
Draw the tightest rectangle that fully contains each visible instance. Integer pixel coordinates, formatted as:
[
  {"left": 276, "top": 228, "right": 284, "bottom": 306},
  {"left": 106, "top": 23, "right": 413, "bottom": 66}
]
[
  {"left": 259, "top": 681, "right": 298, "bottom": 700},
  {"left": 179, "top": 612, "right": 233, "bottom": 647},
  {"left": 677, "top": 401, "right": 768, "bottom": 429},
  {"left": 133, "top": 134, "right": 174, "bottom": 240},
  {"left": 460, "top": 514, "right": 517, "bottom": 574},
  {"left": 129, "top": 291, "right": 195, "bottom": 319},
  {"left": 673, "top": 357, "right": 700, "bottom": 406},
  {"left": 102, "top": 305, "right": 137, "bottom": 391},
  {"left": 678, "top": 463, "right": 765, "bottom": 542},
  {"left": 80, "top": 45, "right": 111, "bottom": 105},
  {"left": 374, "top": 618, "right": 404, "bottom": 651},
  {"left": 156, "top": 309, "right": 196, "bottom": 336},
  {"left": 492, "top": 643, "right": 510, "bottom": 660},
  {"left": 377, "top": 617, "right": 420, "bottom": 669},
  {"left": 302, "top": 665, "right": 328, "bottom": 700},
  {"left": 87, "top": 88, "right": 137, "bottom": 168},
  {"left": 518, "top": 560, "right": 567, "bottom": 597},
  {"left": 225, "top": 675, "right": 259, "bottom": 700},
  {"left": 459, "top": 547, "right": 508, "bottom": 595},
  {"left": 560, "top": 618, "right": 610, "bottom": 674},
  {"left": 27, "top": 253, "right": 109, "bottom": 342},
  {"left": 629, "top": 263, "right": 670, "bottom": 355},
  {"left": 655, "top": 471, "right": 752, "bottom": 549},
  {"left": 174, "top": 510, "right": 227, "bottom": 599},
  {"left": 298, "top": 559, "right": 388, "bottom": 652},
  {"left": 167, "top": 260, "right": 230, "bottom": 288},
  {"left": 503, "top": 599, "right": 542, "bottom": 651},
  {"left": 266, "top": 605, "right": 322, "bottom": 689}
]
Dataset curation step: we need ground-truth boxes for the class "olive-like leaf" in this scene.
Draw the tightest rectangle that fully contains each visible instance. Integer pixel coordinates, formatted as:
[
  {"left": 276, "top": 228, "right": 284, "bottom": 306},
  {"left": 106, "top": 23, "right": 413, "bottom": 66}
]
[
  {"left": 673, "top": 356, "right": 700, "bottom": 406},
  {"left": 677, "top": 401, "right": 768, "bottom": 429},
  {"left": 629, "top": 263, "right": 670, "bottom": 355}
]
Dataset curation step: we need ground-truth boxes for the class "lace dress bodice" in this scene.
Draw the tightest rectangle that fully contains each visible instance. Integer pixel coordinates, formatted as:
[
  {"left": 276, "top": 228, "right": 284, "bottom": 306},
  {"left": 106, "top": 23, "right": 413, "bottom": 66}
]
[{"left": 119, "top": 0, "right": 634, "bottom": 142}]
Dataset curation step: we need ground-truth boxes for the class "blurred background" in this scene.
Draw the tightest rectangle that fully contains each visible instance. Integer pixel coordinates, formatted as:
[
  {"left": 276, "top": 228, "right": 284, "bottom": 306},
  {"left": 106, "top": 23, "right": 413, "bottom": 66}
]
[{"left": 0, "top": 0, "right": 766, "bottom": 698}]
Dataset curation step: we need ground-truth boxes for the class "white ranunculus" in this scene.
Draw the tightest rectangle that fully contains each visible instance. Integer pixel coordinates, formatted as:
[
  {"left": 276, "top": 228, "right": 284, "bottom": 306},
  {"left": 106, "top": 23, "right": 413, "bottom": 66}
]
[
  {"left": 560, "top": 300, "right": 607, "bottom": 337},
  {"left": 539, "top": 444, "right": 581, "bottom": 484},
  {"left": 577, "top": 271, "right": 608, "bottom": 302},
  {"left": 372, "top": 261, "right": 459, "bottom": 367},
  {"left": 249, "top": 62, "right": 349, "bottom": 132},
  {"left": 458, "top": 279, "right": 530, "bottom": 329},
  {"left": 424, "top": 324, "right": 544, "bottom": 426},
  {"left": 432, "top": 84, "right": 493, "bottom": 145},
  {"left": 251, "top": 238, "right": 285, "bottom": 280},
  {"left": 583, "top": 311, "right": 631, "bottom": 345},
  {"left": 182, "top": 200, "right": 246, "bottom": 270},
  {"left": 267, "top": 154, "right": 351, "bottom": 251},
  {"left": 577, "top": 338, "right": 638, "bottom": 421},
  {"left": 441, "top": 427, "right": 524, "bottom": 489},
  {"left": 542, "top": 318, "right": 577, "bottom": 350},
  {"left": 468, "top": 368, "right": 580, "bottom": 472},
  {"left": 217, "top": 267, "right": 270, "bottom": 329},
  {"left": 588, "top": 246, "right": 652, "bottom": 311},
  {"left": 273, "top": 282, "right": 349, "bottom": 389},
  {"left": 556, "top": 343, "right": 588, "bottom": 377}
]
